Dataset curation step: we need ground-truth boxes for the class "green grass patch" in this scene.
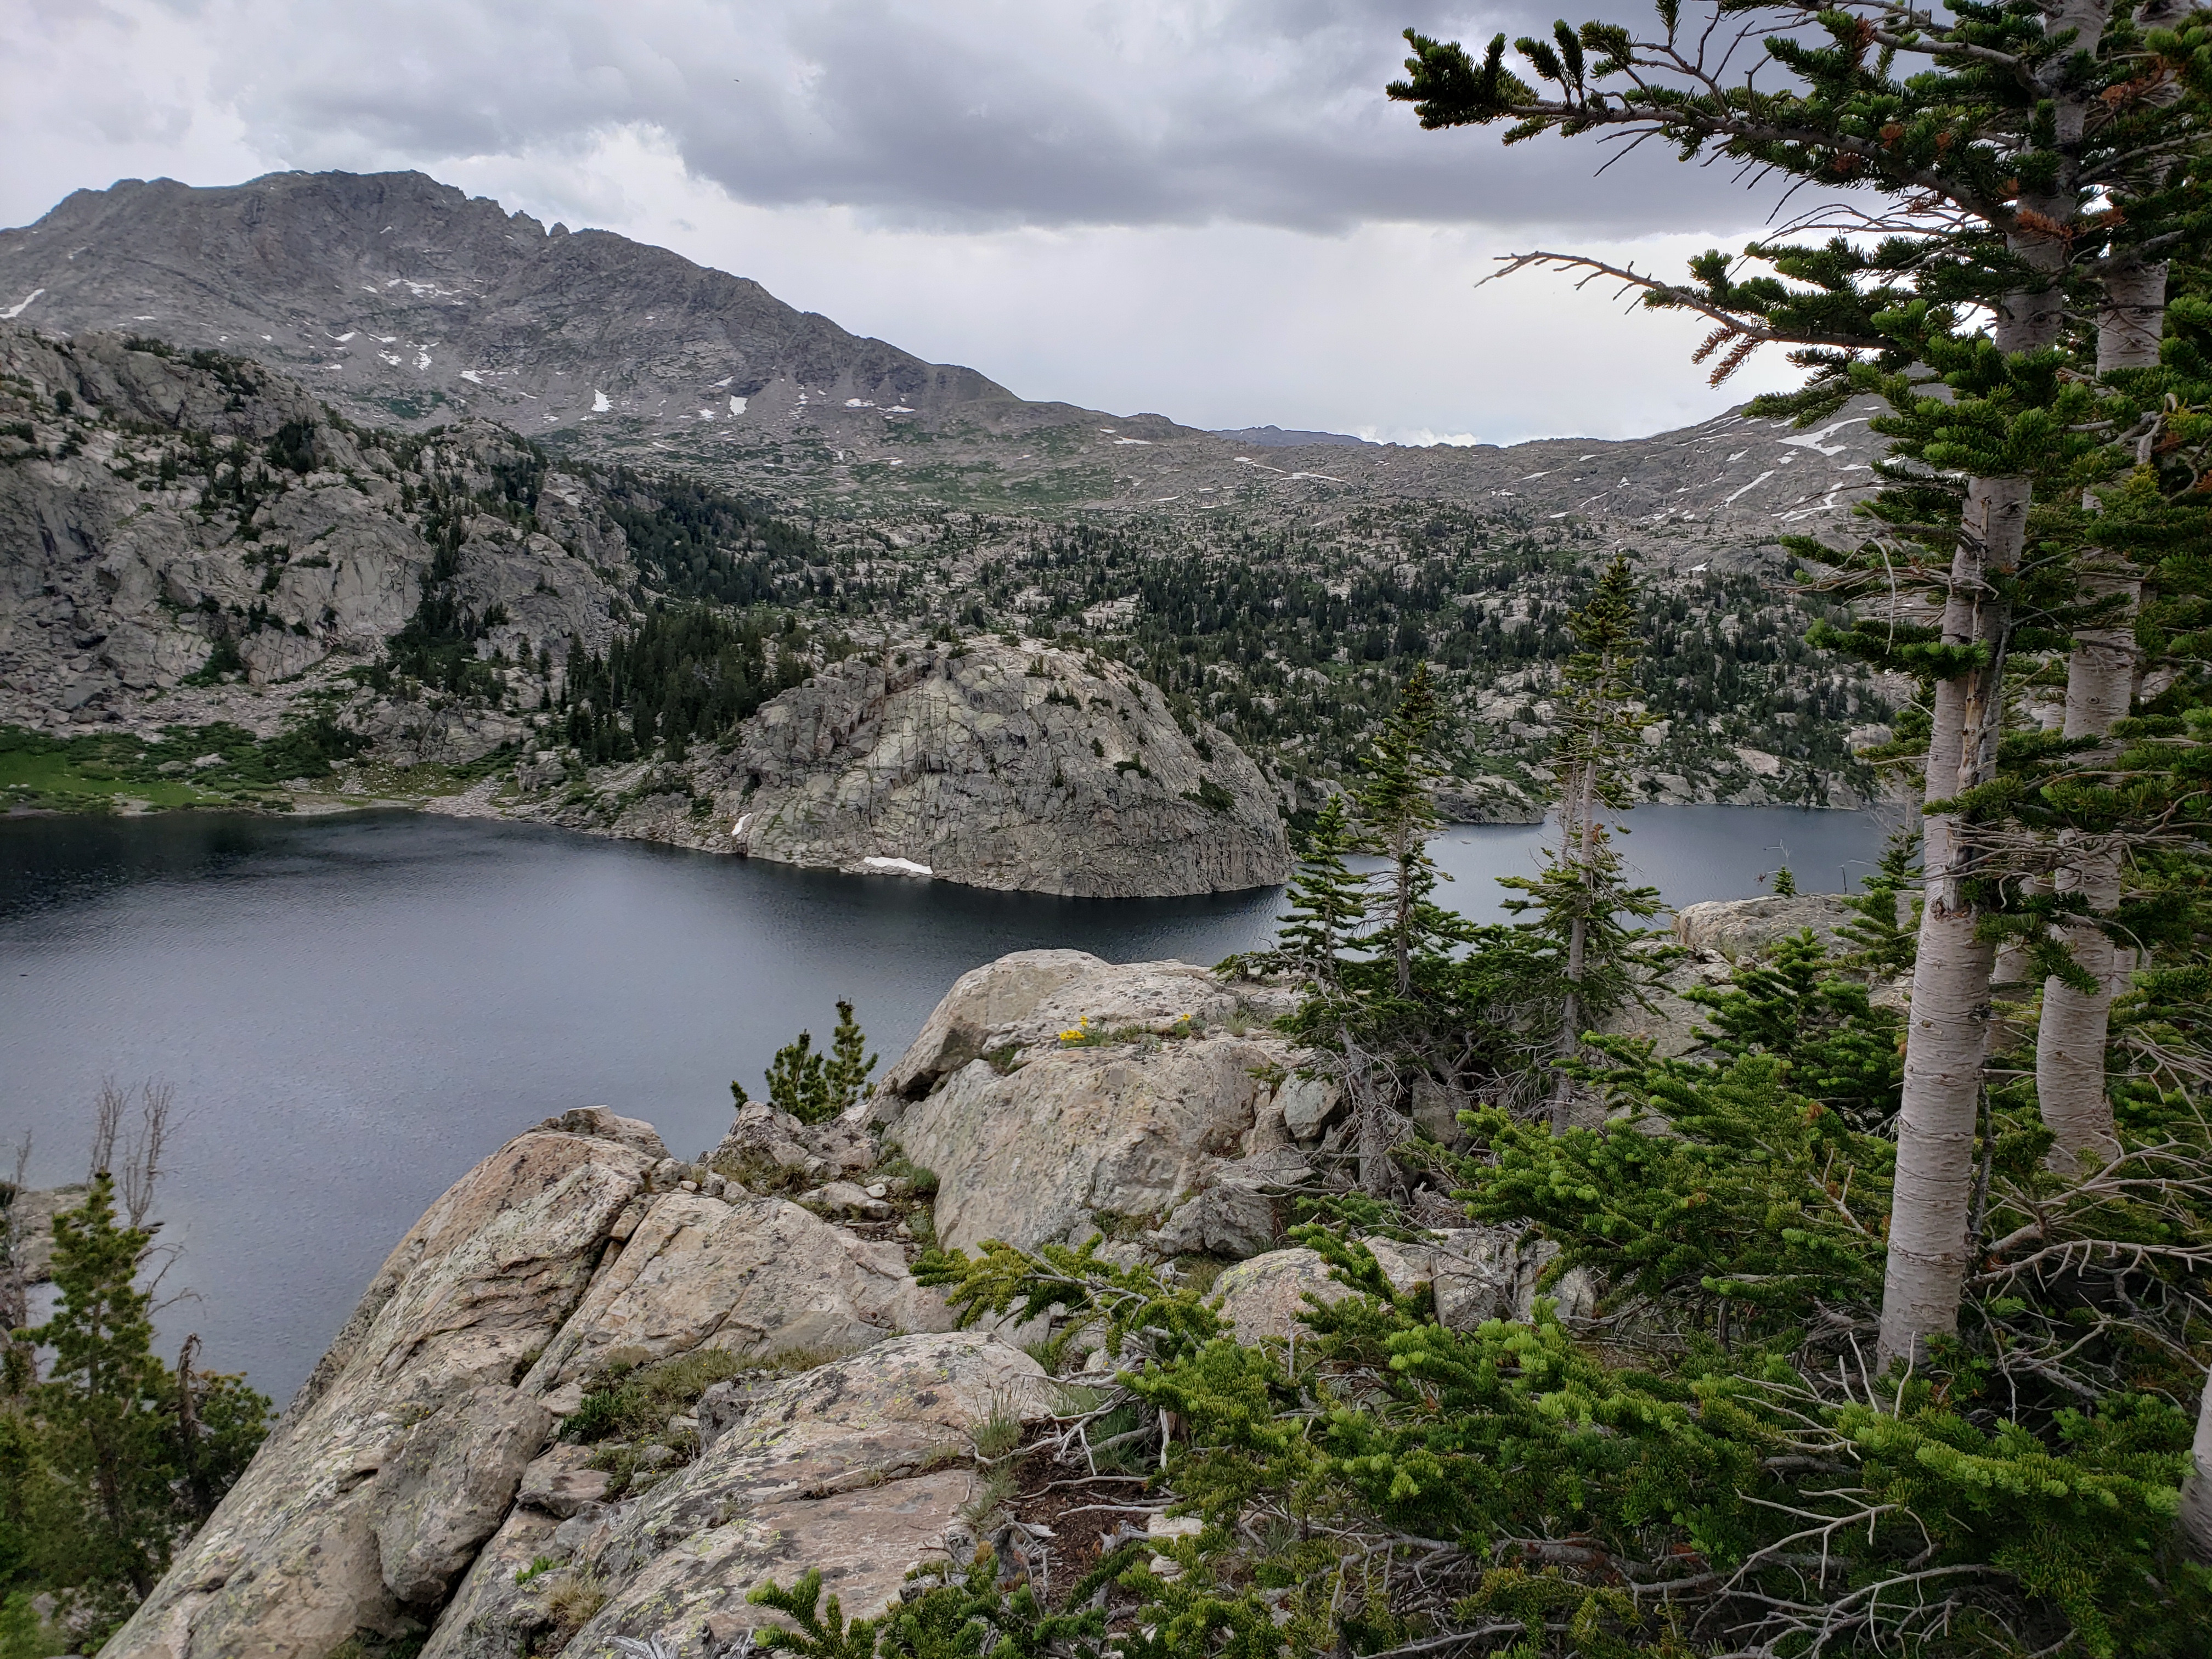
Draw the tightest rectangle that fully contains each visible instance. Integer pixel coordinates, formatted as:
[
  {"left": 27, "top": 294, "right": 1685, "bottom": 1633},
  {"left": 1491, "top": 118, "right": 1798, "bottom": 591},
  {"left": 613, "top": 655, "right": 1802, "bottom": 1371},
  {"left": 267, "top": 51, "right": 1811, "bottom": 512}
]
[
  {"left": 0, "top": 719, "right": 368, "bottom": 812},
  {"left": 558, "top": 1347, "right": 746, "bottom": 1446}
]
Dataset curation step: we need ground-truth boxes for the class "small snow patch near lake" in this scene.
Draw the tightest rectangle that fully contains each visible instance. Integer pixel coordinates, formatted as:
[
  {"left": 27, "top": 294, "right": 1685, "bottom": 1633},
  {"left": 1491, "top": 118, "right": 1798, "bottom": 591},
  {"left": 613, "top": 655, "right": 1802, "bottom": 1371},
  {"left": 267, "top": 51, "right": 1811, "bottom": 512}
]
[
  {"left": 863, "top": 856, "right": 933, "bottom": 877},
  {"left": 591, "top": 390, "right": 611, "bottom": 413},
  {"left": 729, "top": 396, "right": 747, "bottom": 415}
]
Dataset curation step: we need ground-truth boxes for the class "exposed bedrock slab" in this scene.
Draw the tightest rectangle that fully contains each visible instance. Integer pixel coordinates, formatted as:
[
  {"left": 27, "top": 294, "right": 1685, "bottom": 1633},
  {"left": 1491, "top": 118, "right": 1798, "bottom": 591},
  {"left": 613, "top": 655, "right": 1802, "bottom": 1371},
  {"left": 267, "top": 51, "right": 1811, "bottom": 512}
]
[{"left": 720, "top": 640, "right": 1290, "bottom": 898}]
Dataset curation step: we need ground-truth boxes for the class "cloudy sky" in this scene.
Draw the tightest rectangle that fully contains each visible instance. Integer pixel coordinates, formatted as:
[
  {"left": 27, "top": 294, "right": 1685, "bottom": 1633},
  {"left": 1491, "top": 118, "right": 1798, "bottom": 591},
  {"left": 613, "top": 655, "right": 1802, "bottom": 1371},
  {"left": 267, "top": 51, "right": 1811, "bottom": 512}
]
[{"left": 3, "top": 0, "right": 1815, "bottom": 444}]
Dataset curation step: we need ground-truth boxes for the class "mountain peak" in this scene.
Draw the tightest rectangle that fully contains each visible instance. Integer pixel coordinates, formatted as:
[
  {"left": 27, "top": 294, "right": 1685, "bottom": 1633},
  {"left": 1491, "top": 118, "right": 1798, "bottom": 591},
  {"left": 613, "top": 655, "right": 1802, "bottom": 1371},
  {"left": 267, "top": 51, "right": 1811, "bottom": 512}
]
[{"left": 0, "top": 169, "right": 1015, "bottom": 434}]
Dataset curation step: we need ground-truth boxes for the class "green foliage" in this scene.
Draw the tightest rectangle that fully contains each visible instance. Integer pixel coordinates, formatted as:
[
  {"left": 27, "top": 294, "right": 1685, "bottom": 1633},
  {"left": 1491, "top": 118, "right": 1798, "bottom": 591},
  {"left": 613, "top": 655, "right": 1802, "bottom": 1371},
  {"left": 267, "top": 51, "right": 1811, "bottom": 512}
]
[
  {"left": 562, "top": 604, "right": 808, "bottom": 764},
  {"left": 1273, "top": 795, "right": 1364, "bottom": 983},
  {"left": 263, "top": 419, "right": 317, "bottom": 475},
  {"left": 751, "top": 998, "right": 877, "bottom": 1126},
  {"left": 557, "top": 1347, "right": 743, "bottom": 1446},
  {"left": 178, "top": 634, "right": 245, "bottom": 688},
  {"left": 828, "top": 1000, "right": 878, "bottom": 1116},
  {"left": 748, "top": 1568, "right": 886, "bottom": 1658},
  {"left": 1356, "top": 664, "right": 1453, "bottom": 997},
  {"left": 589, "top": 465, "right": 817, "bottom": 605},
  {"left": 20, "top": 1176, "right": 175, "bottom": 1611},
  {"left": 0, "top": 1591, "right": 60, "bottom": 1659},
  {"left": 995, "top": 509, "right": 1873, "bottom": 806},
  {"left": 1497, "top": 557, "right": 1667, "bottom": 1107},
  {"left": 1681, "top": 930, "right": 1906, "bottom": 1127},
  {"left": 753, "top": 1542, "right": 1184, "bottom": 1659},
  {"left": 1460, "top": 1047, "right": 1892, "bottom": 1334},
  {"left": 1837, "top": 825, "right": 1921, "bottom": 980},
  {"left": 917, "top": 1235, "right": 1223, "bottom": 1368},
  {"left": 0, "top": 720, "right": 365, "bottom": 812},
  {"left": 900, "top": 872, "right": 2212, "bottom": 1654},
  {"left": 7, "top": 1178, "right": 269, "bottom": 1640}
]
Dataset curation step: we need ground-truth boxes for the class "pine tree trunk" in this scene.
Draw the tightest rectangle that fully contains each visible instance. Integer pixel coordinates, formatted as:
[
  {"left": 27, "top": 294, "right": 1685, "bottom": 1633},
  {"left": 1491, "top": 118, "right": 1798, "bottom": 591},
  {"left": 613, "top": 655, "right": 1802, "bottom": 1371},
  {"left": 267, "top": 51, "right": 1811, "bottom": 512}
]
[
  {"left": 1395, "top": 836, "right": 1414, "bottom": 997},
  {"left": 1879, "top": 471, "right": 2026, "bottom": 1367},
  {"left": 1877, "top": 0, "right": 2101, "bottom": 1363},
  {"left": 2182, "top": 1373, "right": 2212, "bottom": 1563},
  {"left": 2036, "top": 591, "right": 2135, "bottom": 1170},
  {"left": 1549, "top": 761, "right": 1596, "bottom": 1132},
  {"left": 2030, "top": 257, "right": 2158, "bottom": 1165},
  {"left": 2097, "top": 258, "right": 2169, "bottom": 377}
]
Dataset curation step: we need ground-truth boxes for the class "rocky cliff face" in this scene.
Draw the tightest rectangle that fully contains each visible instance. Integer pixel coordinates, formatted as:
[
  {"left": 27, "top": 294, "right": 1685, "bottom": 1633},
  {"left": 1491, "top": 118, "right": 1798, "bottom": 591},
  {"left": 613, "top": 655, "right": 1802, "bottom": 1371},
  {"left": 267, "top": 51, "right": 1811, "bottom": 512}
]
[
  {"left": 714, "top": 640, "right": 1289, "bottom": 896},
  {"left": 101, "top": 1104, "right": 1026, "bottom": 1659},
  {"left": 0, "top": 323, "right": 628, "bottom": 750}
]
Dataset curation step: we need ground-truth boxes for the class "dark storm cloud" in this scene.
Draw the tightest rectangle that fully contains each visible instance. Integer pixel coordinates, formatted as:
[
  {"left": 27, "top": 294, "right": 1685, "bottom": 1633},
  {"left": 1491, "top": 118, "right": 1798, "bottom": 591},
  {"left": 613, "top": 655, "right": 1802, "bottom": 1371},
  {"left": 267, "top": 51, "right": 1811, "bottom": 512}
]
[{"left": 205, "top": 0, "right": 1796, "bottom": 235}]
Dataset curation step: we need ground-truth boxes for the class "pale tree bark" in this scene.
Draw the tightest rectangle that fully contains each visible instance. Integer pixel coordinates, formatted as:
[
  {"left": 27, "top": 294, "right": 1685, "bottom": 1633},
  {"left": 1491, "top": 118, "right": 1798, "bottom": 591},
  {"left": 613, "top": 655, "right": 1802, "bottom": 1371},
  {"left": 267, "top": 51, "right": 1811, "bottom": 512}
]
[
  {"left": 2181, "top": 1371, "right": 2212, "bottom": 1563},
  {"left": 2029, "top": 82, "right": 2170, "bottom": 1163},
  {"left": 1549, "top": 755, "right": 1600, "bottom": 1131},
  {"left": 2034, "top": 556, "right": 2138, "bottom": 1166},
  {"left": 1880, "top": 477, "right": 2022, "bottom": 1367},
  {"left": 1878, "top": 6, "right": 2100, "bottom": 1360}
]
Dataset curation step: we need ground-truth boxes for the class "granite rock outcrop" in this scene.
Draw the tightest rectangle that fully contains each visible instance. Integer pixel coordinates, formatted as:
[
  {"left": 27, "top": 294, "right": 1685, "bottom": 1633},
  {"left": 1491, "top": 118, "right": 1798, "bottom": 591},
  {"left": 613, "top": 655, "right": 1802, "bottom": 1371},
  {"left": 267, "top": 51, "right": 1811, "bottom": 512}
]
[
  {"left": 716, "top": 641, "right": 1290, "bottom": 897},
  {"left": 872, "top": 950, "right": 1325, "bottom": 1256},
  {"left": 102, "top": 1108, "right": 1006, "bottom": 1659},
  {"left": 0, "top": 323, "right": 629, "bottom": 746}
]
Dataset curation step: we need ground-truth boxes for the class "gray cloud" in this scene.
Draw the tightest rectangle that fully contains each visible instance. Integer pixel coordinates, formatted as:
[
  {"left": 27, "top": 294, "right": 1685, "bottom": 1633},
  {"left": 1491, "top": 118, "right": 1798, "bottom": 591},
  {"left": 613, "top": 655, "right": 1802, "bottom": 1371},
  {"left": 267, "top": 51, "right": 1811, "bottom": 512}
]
[{"left": 193, "top": 0, "right": 1795, "bottom": 235}]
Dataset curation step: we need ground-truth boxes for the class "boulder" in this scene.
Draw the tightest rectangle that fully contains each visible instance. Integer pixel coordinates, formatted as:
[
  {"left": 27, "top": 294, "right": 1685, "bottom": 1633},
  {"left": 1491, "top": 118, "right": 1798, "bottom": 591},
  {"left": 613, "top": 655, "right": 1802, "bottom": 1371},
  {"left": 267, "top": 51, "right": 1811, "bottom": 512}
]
[
  {"left": 534, "top": 1105, "right": 670, "bottom": 1162},
  {"left": 1593, "top": 948, "right": 1738, "bottom": 1062},
  {"left": 519, "top": 1191, "right": 953, "bottom": 1408},
  {"left": 718, "top": 641, "right": 1291, "bottom": 898},
  {"left": 105, "top": 1123, "right": 659, "bottom": 1658},
  {"left": 1274, "top": 1075, "right": 1341, "bottom": 1141},
  {"left": 892, "top": 1038, "right": 1285, "bottom": 1252},
  {"left": 514, "top": 1444, "right": 612, "bottom": 1520},
  {"left": 375, "top": 1385, "right": 558, "bottom": 1606},
  {"left": 878, "top": 949, "right": 1299, "bottom": 1102},
  {"left": 1148, "top": 1148, "right": 1310, "bottom": 1259},
  {"left": 876, "top": 952, "right": 1315, "bottom": 1257},
  {"left": 1672, "top": 892, "right": 1859, "bottom": 961},
  {"left": 415, "top": 1506, "right": 561, "bottom": 1659},
  {"left": 1210, "top": 1249, "right": 1355, "bottom": 1345},
  {"left": 544, "top": 1334, "right": 1058, "bottom": 1653},
  {"left": 707, "top": 1098, "right": 877, "bottom": 1184},
  {"left": 799, "top": 1180, "right": 896, "bottom": 1220},
  {"left": 108, "top": 1107, "right": 965, "bottom": 1659}
]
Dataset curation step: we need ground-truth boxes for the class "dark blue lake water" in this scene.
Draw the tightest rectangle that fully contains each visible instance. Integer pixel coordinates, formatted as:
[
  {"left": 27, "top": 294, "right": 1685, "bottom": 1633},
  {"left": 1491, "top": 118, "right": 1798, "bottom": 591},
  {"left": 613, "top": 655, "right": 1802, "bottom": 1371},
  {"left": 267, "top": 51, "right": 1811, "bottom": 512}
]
[{"left": 1, "top": 803, "right": 1896, "bottom": 1399}]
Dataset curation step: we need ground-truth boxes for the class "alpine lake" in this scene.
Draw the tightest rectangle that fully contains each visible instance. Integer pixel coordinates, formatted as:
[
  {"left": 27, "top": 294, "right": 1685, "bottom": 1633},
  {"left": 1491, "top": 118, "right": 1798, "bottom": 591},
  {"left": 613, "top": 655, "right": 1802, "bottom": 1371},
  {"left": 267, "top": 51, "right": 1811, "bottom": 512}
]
[{"left": 1, "top": 803, "right": 1896, "bottom": 1400}]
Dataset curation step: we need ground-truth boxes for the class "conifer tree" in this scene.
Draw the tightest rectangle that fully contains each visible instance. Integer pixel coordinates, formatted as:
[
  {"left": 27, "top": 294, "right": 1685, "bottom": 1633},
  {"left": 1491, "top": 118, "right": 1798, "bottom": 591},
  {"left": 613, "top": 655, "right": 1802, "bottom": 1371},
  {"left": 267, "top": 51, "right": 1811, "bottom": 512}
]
[
  {"left": 1837, "top": 825, "right": 1922, "bottom": 982},
  {"left": 1389, "top": 0, "right": 2212, "bottom": 1364},
  {"left": 1354, "top": 664, "right": 1447, "bottom": 997},
  {"left": 763, "top": 1030, "right": 831, "bottom": 1124},
  {"left": 754, "top": 1001, "right": 877, "bottom": 1125},
  {"left": 1499, "top": 556, "right": 1661, "bottom": 1126},
  {"left": 19, "top": 1176, "right": 169, "bottom": 1607},
  {"left": 1271, "top": 795, "right": 1365, "bottom": 985},
  {"left": 825, "top": 1000, "right": 877, "bottom": 1116}
]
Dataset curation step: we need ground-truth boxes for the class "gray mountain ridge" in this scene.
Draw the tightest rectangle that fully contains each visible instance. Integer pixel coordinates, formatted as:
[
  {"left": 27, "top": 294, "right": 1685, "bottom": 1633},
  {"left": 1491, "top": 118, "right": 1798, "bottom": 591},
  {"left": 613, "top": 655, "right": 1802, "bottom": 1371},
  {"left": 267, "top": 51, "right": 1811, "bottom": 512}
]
[
  {"left": 0, "top": 170, "right": 1885, "bottom": 535},
  {"left": 1212, "top": 425, "right": 1375, "bottom": 448}
]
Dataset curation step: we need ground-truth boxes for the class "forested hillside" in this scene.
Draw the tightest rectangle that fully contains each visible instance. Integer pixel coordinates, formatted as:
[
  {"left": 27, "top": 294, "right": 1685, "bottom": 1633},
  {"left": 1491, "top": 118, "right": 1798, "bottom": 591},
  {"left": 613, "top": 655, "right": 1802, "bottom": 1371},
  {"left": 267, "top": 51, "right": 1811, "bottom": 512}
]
[{"left": 2, "top": 319, "right": 1886, "bottom": 822}]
